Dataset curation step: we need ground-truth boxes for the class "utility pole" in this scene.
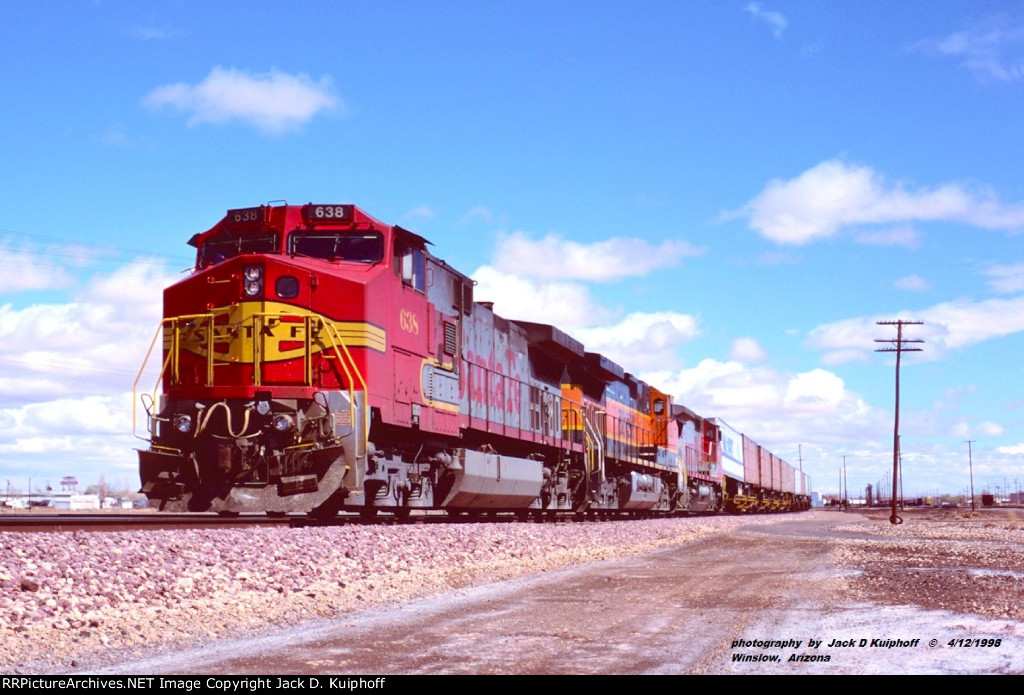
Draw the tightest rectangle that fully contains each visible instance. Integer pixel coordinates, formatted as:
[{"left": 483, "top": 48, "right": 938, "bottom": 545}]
[
  {"left": 875, "top": 320, "right": 924, "bottom": 525},
  {"left": 843, "top": 455, "right": 848, "bottom": 508},
  {"left": 898, "top": 435, "right": 904, "bottom": 510},
  {"left": 965, "top": 440, "right": 975, "bottom": 512}
]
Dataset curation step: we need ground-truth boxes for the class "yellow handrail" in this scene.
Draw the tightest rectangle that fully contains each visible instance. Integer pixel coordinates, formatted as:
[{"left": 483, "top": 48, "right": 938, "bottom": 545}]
[
  {"left": 133, "top": 310, "right": 370, "bottom": 449},
  {"left": 132, "top": 321, "right": 166, "bottom": 441},
  {"left": 133, "top": 313, "right": 216, "bottom": 441},
  {"left": 319, "top": 319, "right": 368, "bottom": 453}
]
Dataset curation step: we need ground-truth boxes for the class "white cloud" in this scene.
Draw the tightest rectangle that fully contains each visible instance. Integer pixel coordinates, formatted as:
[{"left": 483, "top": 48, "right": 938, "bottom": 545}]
[
  {"left": 894, "top": 274, "right": 930, "bottom": 292},
  {"left": 806, "top": 295, "right": 1024, "bottom": 363},
  {"left": 983, "top": 263, "right": 1024, "bottom": 294},
  {"left": 471, "top": 266, "right": 610, "bottom": 329},
  {"left": 0, "top": 417, "right": 140, "bottom": 484},
  {"left": 0, "top": 239, "right": 78, "bottom": 292},
  {"left": 920, "top": 296, "right": 1024, "bottom": 352},
  {"left": 784, "top": 369, "right": 847, "bottom": 409},
  {"left": 932, "top": 385, "right": 977, "bottom": 413},
  {"left": 804, "top": 316, "right": 878, "bottom": 364},
  {"left": 96, "top": 124, "right": 138, "bottom": 148},
  {"left": 819, "top": 348, "right": 871, "bottom": 366},
  {"left": 729, "top": 337, "right": 767, "bottom": 363},
  {"left": 573, "top": 312, "right": 700, "bottom": 371},
  {"left": 144, "top": 66, "right": 340, "bottom": 134},
  {"left": 0, "top": 257, "right": 178, "bottom": 486},
  {"left": 0, "top": 259, "right": 175, "bottom": 401},
  {"left": 745, "top": 3, "right": 788, "bottom": 39},
  {"left": 926, "top": 19, "right": 1024, "bottom": 82},
  {"left": 951, "top": 421, "right": 971, "bottom": 438},
  {"left": 462, "top": 206, "right": 493, "bottom": 224},
  {"left": 647, "top": 359, "right": 887, "bottom": 451},
  {"left": 472, "top": 263, "right": 700, "bottom": 371},
  {"left": 492, "top": 231, "right": 703, "bottom": 281},
  {"left": 475, "top": 227, "right": 703, "bottom": 370},
  {"left": 732, "top": 159, "right": 1024, "bottom": 244},
  {"left": 996, "top": 443, "right": 1024, "bottom": 455},
  {"left": 978, "top": 421, "right": 1005, "bottom": 437},
  {"left": 14, "top": 395, "right": 134, "bottom": 437},
  {"left": 402, "top": 206, "right": 435, "bottom": 223},
  {"left": 81, "top": 259, "right": 175, "bottom": 319}
]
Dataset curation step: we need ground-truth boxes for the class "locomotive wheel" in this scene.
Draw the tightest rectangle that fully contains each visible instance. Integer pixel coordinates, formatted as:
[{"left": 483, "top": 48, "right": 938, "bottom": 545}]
[{"left": 360, "top": 507, "right": 378, "bottom": 519}]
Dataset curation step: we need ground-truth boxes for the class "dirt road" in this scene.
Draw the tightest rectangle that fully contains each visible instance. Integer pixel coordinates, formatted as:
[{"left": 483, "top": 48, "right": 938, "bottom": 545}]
[{"left": 90, "top": 510, "right": 1024, "bottom": 674}]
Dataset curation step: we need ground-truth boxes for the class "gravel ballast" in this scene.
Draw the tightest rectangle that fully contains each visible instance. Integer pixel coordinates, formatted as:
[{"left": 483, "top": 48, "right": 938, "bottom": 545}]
[
  {"left": 833, "top": 512, "right": 1024, "bottom": 621},
  {"left": 6, "top": 510, "right": 1023, "bottom": 675},
  {"left": 1, "top": 515, "right": 790, "bottom": 674}
]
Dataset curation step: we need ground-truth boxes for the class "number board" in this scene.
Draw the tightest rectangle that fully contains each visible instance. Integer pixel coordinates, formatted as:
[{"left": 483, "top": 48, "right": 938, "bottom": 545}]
[
  {"left": 303, "top": 204, "right": 352, "bottom": 224},
  {"left": 225, "top": 207, "right": 266, "bottom": 227}
]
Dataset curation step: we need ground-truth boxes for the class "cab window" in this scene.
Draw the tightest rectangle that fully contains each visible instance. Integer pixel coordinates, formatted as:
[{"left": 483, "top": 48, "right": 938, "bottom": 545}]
[
  {"left": 199, "top": 231, "right": 279, "bottom": 267},
  {"left": 395, "top": 245, "right": 426, "bottom": 293},
  {"left": 289, "top": 231, "right": 384, "bottom": 263}
]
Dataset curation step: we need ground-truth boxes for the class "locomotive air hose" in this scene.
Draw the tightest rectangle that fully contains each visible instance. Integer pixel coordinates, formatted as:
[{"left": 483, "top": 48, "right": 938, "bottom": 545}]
[{"left": 195, "top": 402, "right": 253, "bottom": 439}]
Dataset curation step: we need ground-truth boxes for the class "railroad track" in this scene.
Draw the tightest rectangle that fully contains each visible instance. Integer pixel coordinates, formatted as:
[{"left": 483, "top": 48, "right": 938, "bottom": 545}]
[
  {"left": 0, "top": 512, "right": 301, "bottom": 533},
  {"left": 0, "top": 508, "right": 679, "bottom": 532},
  {"left": 0, "top": 510, "right": 538, "bottom": 533}
]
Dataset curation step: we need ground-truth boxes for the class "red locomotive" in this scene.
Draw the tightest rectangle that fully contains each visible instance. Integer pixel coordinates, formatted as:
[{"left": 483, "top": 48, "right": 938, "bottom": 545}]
[{"left": 136, "top": 203, "right": 811, "bottom": 516}]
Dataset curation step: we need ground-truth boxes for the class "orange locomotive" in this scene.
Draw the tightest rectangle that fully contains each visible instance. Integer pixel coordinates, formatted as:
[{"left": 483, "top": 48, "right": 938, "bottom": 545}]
[{"left": 136, "top": 202, "right": 810, "bottom": 516}]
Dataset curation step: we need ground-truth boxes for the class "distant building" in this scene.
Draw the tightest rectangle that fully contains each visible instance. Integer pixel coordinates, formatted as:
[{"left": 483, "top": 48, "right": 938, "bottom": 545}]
[{"left": 49, "top": 492, "right": 100, "bottom": 510}]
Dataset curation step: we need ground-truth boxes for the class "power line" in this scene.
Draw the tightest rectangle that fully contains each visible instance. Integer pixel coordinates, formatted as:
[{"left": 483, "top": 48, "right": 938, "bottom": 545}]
[
  {"left": 0, "top": 351, "right": 147, "bottom": 378},
  {"left": 0, "top": 228, "right": 194, "bottom": 269},
  {"left": 875, "top": 319, "right": 924, "bottom": 526}
]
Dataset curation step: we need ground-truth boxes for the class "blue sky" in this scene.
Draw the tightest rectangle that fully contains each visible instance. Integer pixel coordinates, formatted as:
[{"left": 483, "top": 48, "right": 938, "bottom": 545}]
[{"left": 2, "top": 1, "right": 1024, "bottom": 500}]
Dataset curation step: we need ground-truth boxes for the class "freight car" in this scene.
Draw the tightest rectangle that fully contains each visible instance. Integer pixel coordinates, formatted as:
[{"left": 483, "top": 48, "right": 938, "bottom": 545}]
[{"left": 135, "top": 203, "right": 811, "bottom": 517}]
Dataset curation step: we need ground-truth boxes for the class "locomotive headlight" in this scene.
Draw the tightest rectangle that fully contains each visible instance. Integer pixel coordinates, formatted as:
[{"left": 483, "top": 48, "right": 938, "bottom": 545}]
[
  {"left": 173, "top": 414, "right": 193, "bottom": 434},
  {"left": 271, "top": 414, "right": 294, "bottom": 432},
  {"left": 243, "top": 265, "right": 263, "bottom": 297}
]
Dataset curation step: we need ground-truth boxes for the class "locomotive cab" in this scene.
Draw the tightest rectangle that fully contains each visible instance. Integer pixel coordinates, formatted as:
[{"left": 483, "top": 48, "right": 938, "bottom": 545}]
[
  {"left": 138, "top": 204, "right": 400, "bottom": 514},
  {"left": 138, "top": 203, "right": 483, "bottom": 516}
]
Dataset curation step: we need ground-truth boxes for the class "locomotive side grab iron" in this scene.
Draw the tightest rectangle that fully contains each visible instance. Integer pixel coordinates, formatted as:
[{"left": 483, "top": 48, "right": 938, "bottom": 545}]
[{"left": 136, "top": 203, "right": 811, "bottom": 516}]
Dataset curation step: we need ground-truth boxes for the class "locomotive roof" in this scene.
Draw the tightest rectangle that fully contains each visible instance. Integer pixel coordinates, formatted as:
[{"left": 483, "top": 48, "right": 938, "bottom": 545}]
[{"left": 186, "top": 203, "right": 434, "bottom": 250}]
